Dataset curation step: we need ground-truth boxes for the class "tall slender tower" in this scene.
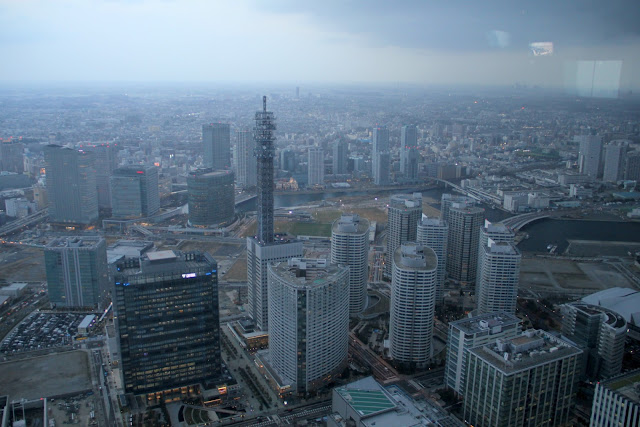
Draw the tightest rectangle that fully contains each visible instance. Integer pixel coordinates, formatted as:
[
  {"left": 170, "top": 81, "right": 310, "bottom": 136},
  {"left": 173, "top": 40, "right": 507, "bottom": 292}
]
[
  {"left": 389, "top": 243, "right": 437, "bottom": 368},
  {"left": 385, "top": 193, "right": 422, "bottom": 278},
  {"left": 255, "top": 97, "right": 275, "bottom": 244},
  {"left": 417, "top": 216, "right": 448, "bottom": 304},
  {"left": 331, "top": 214, "right": 370, "bottom": 315},
  {"left": 446, "top": 204, "right": 484, "bottom": 285},
  {"left": 247, "top": 97, "right": 303, "bottom": 330}
]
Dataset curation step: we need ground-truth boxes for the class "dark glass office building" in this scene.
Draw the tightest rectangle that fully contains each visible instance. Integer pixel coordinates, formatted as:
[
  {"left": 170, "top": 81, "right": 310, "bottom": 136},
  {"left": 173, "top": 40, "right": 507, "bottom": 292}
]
[
  {"left": 113, "top": 250, "right": 221, "bottom": 396},
  {"left": 187, "top": 168, "right": 235, "bottom": 227}
]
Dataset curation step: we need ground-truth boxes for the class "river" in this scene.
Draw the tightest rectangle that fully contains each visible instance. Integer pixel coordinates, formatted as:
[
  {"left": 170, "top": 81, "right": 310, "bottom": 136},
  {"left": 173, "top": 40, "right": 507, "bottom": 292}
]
[{"left": 518, "top": 219, "right": 640, "bottom": 253}]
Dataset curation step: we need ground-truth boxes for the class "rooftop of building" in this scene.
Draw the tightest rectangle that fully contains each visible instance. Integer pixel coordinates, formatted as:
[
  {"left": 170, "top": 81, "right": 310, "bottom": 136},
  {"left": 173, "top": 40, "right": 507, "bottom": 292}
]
[
  {"left": 394, "top": 243, "right": 437, "bottom": 271},
  {"left": 107, "top": 240, "right": 154, "bottom": 259},
  {"left": 46, "top": 236, "right": 104, "bottom": 249},
  {"left": 332, "top": 213, "right": 370, "bottom": 234},
  {"left": 389, "top": 193, "right": 422, "bottom": 208},
  {"left": 450, "top": 311, "right": 521, "bottom": 334},
  {"left": 333, "top": 377, "right": 464, "bottom": 426},
  {"left": 603, "top": 370, "right": 640, "bottom": 403},
  {"left": 486, "top": 240, "right": 520, "bottom": 255},
  {"left": 484, "top": 220, "right": 512, "bottom": 234},
  {"left": 270, "top": 258, "right": 347, "bottom": 288},
  {"left": 188, "top": 168, "right": 234, "bottom": 178},
  {"left": 581, "top": 287, "right": 640, "bottom": 326},
  {"left": 470, "top": 329, "right": 582, "bottom": 375},
  {"left": 114, "top": 250, "right": 216, "bottom": 279},
  {"left": 420, "top": 215, "right": 446, "bottom": 227},
  {"left": 564, "top": 302, "right": 627, "bottom": 329},
  {"left": 450, "top": 204, "right": 484, "bottom": 214}
]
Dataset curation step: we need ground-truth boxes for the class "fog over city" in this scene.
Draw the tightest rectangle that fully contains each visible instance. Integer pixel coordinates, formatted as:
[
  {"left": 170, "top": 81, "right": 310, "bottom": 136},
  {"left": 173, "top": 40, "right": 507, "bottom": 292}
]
[
  {"left": 1, "top": 0, "right": 640, "bottom": 88},
  {"left": 1, "top": 1, "right": 640, "bottom": 427}
]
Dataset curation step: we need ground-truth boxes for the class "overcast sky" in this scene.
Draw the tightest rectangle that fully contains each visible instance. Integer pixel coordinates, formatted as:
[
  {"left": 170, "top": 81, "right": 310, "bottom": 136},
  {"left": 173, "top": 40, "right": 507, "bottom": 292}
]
[{"left": 1, "top": 0, "right": 639, "bottom": 88}]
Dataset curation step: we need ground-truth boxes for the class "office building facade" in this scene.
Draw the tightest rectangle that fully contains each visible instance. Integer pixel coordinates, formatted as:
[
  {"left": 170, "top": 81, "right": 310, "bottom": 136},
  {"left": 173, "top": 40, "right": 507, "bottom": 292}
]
[
  {"left": 203, "top": 123, "right": 231, "bottom": 170},
  {"left": 591, "top": 370, "right": 640, "bottom": 427},
  {"left": 400, "top": 125, "right": 419, "bottom": 179},
  {"left": 373, "top": 151, "right": 390, "bottom": 185},
  {"left": 417, "top": 216, "right": 448, "bottom": 303},
  {"left": 446, "top": 204, "right": 484, "bottom": 285},
  {"left": 234, "top": 129, "right": 257, "bottom": 188},
  {"left": 308, "top": 147, "right": 324, "bottom": 186},
  {"left": 578, "top": 134, "right": 603, "bottom": 178},
  {"left": 110, "top": 165, "right": 160, "bottom": 219},
  {"left": 45, "top": 237, "right": 108, "bottom": 309},
  {"left": 44, "top": 145, "right": 98, "bottom": 224},
  {"left": 267, "top": 258, "right": 349, "bottom": 395},
  {"left": 561, "top": 302, "right": 627, "bottom": 380},
  {"left": 113, "top": 250, "right": 221, "bottom": 395},
  {"left": 0, "top": 141, "right": 24, "bottom": 174},
  {"left": 476, "top": 241, "right": 521, "bottom": 315},
  {"left": 332, "top": 140, "right": 348, "bottom": 175},
  {"left": 603, "top": 141, "right": 627, "bottom": 182},
  {"left": 389, "top": 243, "right": 437, "bottom": 367},
  {"left": 463, "top": 330, "right": 582, "bottom": 427},
  {"left": 445, "top": 312, "right": 520, "bottom": 395},
  {"left": 85, "top": 143, "right": 118, "bottom": 210},
  {"left": 187, "top": 169, "right": 235, "bottom": 227},
  {"left": 331, "top": 214, "right": 370, "bottom": 315},
  {"left": 385, "top": 193, "right": 422, "bottom": 278}
]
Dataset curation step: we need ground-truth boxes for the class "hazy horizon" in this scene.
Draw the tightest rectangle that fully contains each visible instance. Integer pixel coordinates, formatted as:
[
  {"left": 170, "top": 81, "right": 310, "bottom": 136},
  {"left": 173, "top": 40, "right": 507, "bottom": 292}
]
[{"left": 1, "top": 0, "right": 640, "bottom": 92}]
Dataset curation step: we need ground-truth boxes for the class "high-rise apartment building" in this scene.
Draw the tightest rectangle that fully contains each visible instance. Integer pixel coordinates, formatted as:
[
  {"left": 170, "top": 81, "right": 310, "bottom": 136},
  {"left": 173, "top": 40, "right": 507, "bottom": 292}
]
[
  {"left": 389, "top": 243, "right": 437, "bottom": 368},
  {"left": 385, "top": 193, "right": 422, "bottom": 278},
  {"left": 440, "top": 193, "right": 475, "bottom": 224},
  {"left": 110, "top": 165, "right": 160, "bottom": 219},
  {"left": 373, "top": 151, "right": 390, "bottom": 185},
  {"left": 45, "top": 236, "right": 108, "bottom": 309},
  {"left": 308, "top": 146, "right": 324, "bottom": 186},
  {"left": 417, "top": 216, "right": 448, "bottom": 303},
  {"left": 578, "top": 134, "right": 603, "bottom": 178},
  {"left": 400, "top": 125, "right": 419, "bottom": 179},
  {"left": 591, "top": 369, "right": 640, "bottom": 427},
  {"left": 476, "top": 220, "right": 515, "bottom": 295},
  {"left": 267, "top": 258, "right": 349, "bottom": 395},
  {"left": 113, "top": 250, "right": 221, "bottom": 396},
  {"left": 446, "top": 204, "right": 484, "bottom": 285},
  {"left": 203, "top": 123, "right": 231, "bottom": 170},
  {"left": 332, "top": 140, "right": 348, "bottom": 175},
  {"left": 247, "top": 97, "right": 303, "bottom": 331},
  {"left": 0, "top": 140, "right": 24, "bottom": 174},
  {"left": 44, "top": 144, "right": 98, "bottom": 225},
  {"left": 84, "top": 143, "right": 118, "bottom": 210},
  {"left": 187, "top": 169, "right": 235, "bottom": 227},
  {"left": 234, "top": 129, "right": 257, "bottom": 188},
  {"left": 445, "top": 312, "right": 520, "bottom": 395},
  {"left": 331, "top": 214, "right": 370, "bottom": 315},
  {"left": 603, "top": 141, "right": 627, "bottom": 182},
  {"left": 476, "top": 240, "right": 521, "bottom": 315},
  {"left": 561, "top": 302, "right": 627, "bottom": 380},
  {"left": 463, "top": 330, "right": 582, "bottom": 427}
]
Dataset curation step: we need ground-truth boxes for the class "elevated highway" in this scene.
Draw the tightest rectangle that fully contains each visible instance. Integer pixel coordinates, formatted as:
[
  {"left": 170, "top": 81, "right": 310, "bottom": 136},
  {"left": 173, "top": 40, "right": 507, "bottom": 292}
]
[{"left": 500, "top": 209, "right": 572, "bottom": 231}]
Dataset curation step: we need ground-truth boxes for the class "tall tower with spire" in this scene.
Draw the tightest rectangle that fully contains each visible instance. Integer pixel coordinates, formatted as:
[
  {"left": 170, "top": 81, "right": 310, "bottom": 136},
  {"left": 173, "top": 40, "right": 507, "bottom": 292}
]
[{"left": 247, "top": 97, "right": 303, "bottom": 331}]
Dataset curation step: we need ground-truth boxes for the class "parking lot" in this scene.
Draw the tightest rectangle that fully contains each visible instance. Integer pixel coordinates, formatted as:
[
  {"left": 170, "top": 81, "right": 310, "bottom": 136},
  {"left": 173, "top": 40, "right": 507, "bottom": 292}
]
[{"left": 1, "top": 312, "right": 87, "bottom": 354}]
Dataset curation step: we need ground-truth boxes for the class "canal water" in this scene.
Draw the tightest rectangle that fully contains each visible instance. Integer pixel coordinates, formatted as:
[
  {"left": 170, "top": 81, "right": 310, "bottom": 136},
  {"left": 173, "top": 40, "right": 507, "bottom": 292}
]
[{"left": 518, "top": 219, "right": 640, "bottom": 253}]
